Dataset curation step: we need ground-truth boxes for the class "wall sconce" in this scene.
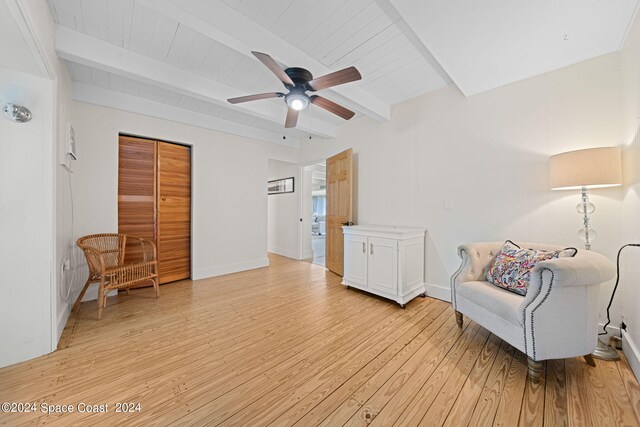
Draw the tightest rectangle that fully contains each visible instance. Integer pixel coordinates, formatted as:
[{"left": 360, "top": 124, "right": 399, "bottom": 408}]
[
  {"left": 1, "top": 84, "right": 32, "bottom": 123},
  {"left": 3, "top": 103, "right": 32, "bottom": 123}
]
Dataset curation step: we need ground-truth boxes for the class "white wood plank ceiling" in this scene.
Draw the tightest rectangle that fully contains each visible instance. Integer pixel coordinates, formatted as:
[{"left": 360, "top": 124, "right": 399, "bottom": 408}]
[{"left": 49, "top": 0, "right": 639, "bottom": 146}]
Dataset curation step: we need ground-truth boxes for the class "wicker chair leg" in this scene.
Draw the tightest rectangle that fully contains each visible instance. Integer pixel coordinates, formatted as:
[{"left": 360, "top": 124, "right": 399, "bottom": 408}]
[
  {"left": 126, "top": 288, "right": 130, "bottom": 295},
  {"left": 97, "top": 279, "right": 105, "bottom": 320},
  {"left": 72, "top": 278, "right": 92, "bottom": 313},
  {"left": 154, "top": 278, "right": 160, "bottom": 298}
]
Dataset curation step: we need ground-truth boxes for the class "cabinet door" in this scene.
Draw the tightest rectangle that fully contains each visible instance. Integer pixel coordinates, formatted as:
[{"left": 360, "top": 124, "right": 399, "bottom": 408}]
[
  {"left": 344, "top": 234, "right": 367, "bottom": 288},
  {"left": 367, "top": 237, "right": 398, "bottom": 295}
]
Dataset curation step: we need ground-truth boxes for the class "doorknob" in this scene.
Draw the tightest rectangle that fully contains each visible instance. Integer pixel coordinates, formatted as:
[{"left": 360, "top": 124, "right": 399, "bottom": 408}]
[{"left": 342, "top": 221, "right": 354, "bottom": 226}]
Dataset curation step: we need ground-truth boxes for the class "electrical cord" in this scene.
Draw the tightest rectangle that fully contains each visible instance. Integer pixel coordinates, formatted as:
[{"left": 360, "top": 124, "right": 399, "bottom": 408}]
[
  {"left": 59, "top": 158, "right": 77, "bottom": 301},
  {"left": 599, "top": 243, "right": 640, "bottom": 336}
]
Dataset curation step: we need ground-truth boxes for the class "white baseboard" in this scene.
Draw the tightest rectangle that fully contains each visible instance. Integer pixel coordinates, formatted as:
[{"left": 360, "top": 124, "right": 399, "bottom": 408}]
[
  {"left": 80, "top": 258, "right": 270, "bottom": 302},
  {"left": 56, "top": 303, "right": 71, "bottom": 342},
  {"left": 267, "top": 246, "right": 300, "bottom": 260},
  {"left": 193, "top": 257, "right": 269, "bottom": 280},
  {"left": 81, "top": 284, "right": 116, "bottom": 302},
  {"left": 623, "top": 330, "right": 640, "bottom": 383},
  {"left": 426, "top": 283, "right": 451, "bottom": 302},
  {"left": 302, "top": 249, "right": 313, "bottom": 260}
]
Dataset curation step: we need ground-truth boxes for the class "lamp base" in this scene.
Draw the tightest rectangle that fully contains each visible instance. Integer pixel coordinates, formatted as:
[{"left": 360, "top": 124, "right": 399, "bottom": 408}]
[{"left": 592, "top": 337, "right": 620, "bottom": 361}]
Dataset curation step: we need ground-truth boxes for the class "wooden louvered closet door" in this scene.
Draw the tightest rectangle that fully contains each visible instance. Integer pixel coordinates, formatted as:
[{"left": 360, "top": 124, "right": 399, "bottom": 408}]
[
  {"left": 118, "top": 136, "right": 156, "bottom": 265},
  {"left": 118, "top": 135, "right": 191, "bottom": 285},
  {"left": 157, "top": 142, "right": 191, "bottom": 284}
]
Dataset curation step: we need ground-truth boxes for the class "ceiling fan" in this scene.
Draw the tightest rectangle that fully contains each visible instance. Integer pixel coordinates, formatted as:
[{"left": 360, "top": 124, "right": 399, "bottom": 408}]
[{"left": 227, "top": 51, "right": 362, "bottom": 128}]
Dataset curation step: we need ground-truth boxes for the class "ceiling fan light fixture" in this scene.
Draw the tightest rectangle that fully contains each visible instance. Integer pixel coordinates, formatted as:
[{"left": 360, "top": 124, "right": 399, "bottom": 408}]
[
  {"left": 286, "top": 93, "right": 309, "bottom": 111},
  {"left": 228, "top": 52, "right": 360, "bottom": 128}
]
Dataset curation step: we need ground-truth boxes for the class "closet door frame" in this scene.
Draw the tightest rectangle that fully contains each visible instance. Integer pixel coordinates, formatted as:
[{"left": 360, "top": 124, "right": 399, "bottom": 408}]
[{"left": 118, "top": 133, "right": 194, "bottom": 283}]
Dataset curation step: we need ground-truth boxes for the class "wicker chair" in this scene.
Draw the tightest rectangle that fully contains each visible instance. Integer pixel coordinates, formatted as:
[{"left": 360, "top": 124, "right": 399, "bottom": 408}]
[{"left": 75, "top": 233, "right": 159, "bottom": 319}]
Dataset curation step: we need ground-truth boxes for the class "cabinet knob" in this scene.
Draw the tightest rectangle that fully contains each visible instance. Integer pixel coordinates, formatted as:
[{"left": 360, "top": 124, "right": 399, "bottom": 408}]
[{"left": 161, "top": 197, "right": 167, "bottom": 201}]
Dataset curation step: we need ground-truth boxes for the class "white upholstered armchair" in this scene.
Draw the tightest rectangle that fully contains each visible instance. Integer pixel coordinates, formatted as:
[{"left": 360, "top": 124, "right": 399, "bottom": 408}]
[{"left": 451, "top": 242, "right": 615, "bottom": 382}]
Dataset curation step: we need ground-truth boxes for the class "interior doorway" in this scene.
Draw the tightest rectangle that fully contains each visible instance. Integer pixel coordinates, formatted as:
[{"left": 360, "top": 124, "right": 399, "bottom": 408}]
[{"left": 308, "top": 162, "right": 327, "bottom": 267}]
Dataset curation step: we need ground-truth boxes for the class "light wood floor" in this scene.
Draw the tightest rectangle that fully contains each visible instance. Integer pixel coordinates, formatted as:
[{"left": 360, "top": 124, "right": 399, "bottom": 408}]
[{"left": 1, "top": 254, "right": 639, "bottom": 426}]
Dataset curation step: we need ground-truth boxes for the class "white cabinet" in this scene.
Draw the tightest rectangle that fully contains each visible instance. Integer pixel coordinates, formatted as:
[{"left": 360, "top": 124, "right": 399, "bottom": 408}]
[{"left": 342, "top": 225, "right": 426, "bottom": 308}]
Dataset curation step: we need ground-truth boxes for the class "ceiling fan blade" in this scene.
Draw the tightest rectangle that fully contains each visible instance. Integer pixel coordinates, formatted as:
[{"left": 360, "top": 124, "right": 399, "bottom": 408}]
[
  {"left": 310, "top": 95, "right": 355, "bottom": 120},
  {"left": 307, "top": 66, "right": 361, "bottom": 91},
  {"left": 227, "top": 92, "right": 284, "bottom": 104},
  {"left": 285, "top": 108, "right": 299, "bottom": 128},
  {"left": 252, "top": 51, "right": 294, "bottom": 86}
]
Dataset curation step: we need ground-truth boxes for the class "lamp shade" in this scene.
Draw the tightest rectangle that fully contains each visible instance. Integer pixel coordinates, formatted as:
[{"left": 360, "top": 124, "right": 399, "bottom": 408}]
[{"left": 549, "top": 147, "right": 622, "bottom": 190}]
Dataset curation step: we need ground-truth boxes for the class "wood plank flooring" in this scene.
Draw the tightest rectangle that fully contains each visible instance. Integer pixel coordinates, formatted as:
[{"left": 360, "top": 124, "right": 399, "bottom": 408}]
[{"left": 0, "top": 254, "right": 638, "bottom": 426}]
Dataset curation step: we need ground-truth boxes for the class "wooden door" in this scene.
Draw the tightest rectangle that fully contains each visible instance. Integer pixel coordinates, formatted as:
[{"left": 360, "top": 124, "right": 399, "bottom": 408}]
[
  {"left": 326, "top": 148, "right": 353, "bottom": 276},
  {"left": 118, "top": 136, "right": 156, "bottom": 264},
  {"left": 157, "top": 142, "right": 191, "bottom": 284}
]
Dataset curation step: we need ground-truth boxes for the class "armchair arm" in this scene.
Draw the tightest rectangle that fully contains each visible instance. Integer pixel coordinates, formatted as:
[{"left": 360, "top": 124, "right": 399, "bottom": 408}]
[
  {"left": 452, "top": 242, "right": 504, "bottom": 285},
  {"left": 451, "top": 242, "right": 504, "bottom": 308},
  {"left": 518, "top": 250, "right": 615, "bottom": 360},
  {"left": 533, "top": 251, "right": 615, "bottom": 288},
  {"left": 79, "top": 246, "right": 107, "bottom": 276},
  {"left": 125, "top": 236, "right": 157, "bottom": 263},
  {"left": 519, "top": 250, "right": 615, "bottom": 322}
]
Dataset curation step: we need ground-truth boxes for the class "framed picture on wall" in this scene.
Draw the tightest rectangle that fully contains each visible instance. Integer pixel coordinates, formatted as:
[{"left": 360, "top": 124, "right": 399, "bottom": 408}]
[{"left": 268, "top": 177, "right": 294, "bottom": 195}]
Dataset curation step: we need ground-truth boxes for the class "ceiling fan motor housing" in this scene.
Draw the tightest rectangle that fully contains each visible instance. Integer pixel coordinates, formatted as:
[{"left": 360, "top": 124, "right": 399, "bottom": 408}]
[{"left": 284, "top": 67, "right": 314, "bottom": 89}]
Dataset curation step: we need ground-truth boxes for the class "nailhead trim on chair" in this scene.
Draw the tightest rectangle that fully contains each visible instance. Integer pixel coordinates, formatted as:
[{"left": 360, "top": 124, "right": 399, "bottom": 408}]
[{"left": 523, "top": 268, "right": 554, "bottom": 361}]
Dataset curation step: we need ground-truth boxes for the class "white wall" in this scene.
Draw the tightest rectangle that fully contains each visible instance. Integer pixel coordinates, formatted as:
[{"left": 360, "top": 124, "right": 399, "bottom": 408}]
[
  {"left": 13, "top": 0, "right": 82, "bottom": 346},
  {"left": 620, "top": 11, "right": 640, "bottom": 379},
  {"left": 70, "top": 102, "right": 299, "bottom": 300},
  {"left": 300, "top": 166, "right": 313, "bottom": 260},
  {"left": 0, "top": 0, "right": 77, "bottom": 367},
  {"left": 267, "top": 159, "right": 301, "bottom": 259},
  {"left": 0, "top": 67, "right": 55, "bottom": 367},
  {"left": 300, "top": 50, "right": 627, "bottom": 324}
]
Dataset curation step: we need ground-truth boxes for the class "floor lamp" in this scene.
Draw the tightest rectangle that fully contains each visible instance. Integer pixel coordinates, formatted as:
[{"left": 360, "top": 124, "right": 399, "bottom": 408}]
[{"left": 549, "top": 147, "right": 622, "bottom": 360}]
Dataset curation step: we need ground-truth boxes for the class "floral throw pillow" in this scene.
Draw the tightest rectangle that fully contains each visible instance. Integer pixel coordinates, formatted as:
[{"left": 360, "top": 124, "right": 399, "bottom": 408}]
[{"left": 486, "top": 241, "right": 577, "bottom": 296}]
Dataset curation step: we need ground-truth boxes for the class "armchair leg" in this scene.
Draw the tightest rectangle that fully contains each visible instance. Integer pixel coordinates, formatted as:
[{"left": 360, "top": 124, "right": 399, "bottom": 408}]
[
  {"left": 97, "top": 278, "right": 105, "bottom": 320},
  {"left": 455, "top": 311, "right": 463, "bottom": 328},
  {"left": 527, "top": 357, "right": 543, "bottom": 383},
  {"left": 584, "top": 354, "right": 596, "bottom": 367}
]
